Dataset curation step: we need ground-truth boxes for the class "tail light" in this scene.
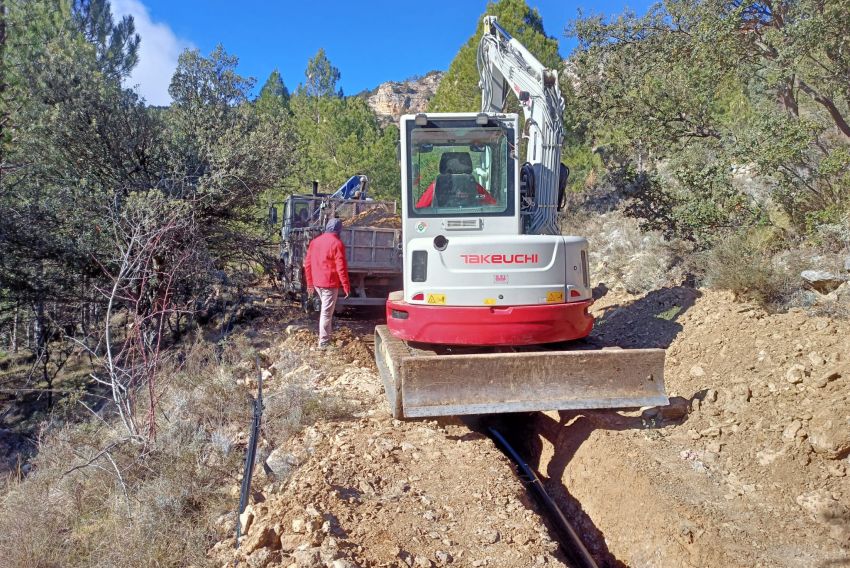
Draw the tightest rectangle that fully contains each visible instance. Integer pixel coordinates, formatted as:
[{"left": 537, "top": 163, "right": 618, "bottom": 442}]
[
  {"left": 412, "top": 293, "right": 425, "bottom": 301},
  {"left": 580, "top": 250, "right": 589, "bottom": 288},
  {"left": 412, "top": 250, "right": 427, "bottom": 282}
]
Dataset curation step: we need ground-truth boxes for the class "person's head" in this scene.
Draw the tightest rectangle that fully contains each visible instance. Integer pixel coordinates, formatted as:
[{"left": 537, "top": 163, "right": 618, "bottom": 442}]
[{"left": 325, "top": 218, "right": 342, "bottom": 235}]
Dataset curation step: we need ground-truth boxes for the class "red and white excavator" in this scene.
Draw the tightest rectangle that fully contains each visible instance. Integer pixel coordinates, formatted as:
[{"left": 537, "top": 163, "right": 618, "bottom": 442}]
[{"left": 375, "top": 17, "right": 668, "bottom": 418}]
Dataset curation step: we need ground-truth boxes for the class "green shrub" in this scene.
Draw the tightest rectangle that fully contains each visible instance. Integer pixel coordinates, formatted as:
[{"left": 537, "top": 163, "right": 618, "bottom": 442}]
[{"left": 705, "top": 228, "right": 792, "bottom": 306}]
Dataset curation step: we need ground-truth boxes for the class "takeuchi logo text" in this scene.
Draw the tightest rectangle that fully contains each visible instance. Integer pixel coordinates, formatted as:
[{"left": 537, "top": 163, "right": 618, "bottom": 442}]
[{"left": 460, "top": 254, "right": 539, "bottom": 264}]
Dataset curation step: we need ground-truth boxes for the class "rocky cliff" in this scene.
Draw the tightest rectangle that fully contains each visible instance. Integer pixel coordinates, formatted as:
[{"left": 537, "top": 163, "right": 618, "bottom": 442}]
[{"left": 364, "top": 71, "right": 443, "bottom": 125}]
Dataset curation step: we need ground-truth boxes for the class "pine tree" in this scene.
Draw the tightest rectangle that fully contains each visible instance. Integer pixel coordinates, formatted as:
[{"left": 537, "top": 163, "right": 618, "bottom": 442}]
[
  {"left": 257, "top": 69, "right": 290, "bottom": 115},
  {"left": 299, "top": 48, "right": 342, "bottom": 98},
  {"left": 71, "top": 0, "right": 139, "bottom": 78}
]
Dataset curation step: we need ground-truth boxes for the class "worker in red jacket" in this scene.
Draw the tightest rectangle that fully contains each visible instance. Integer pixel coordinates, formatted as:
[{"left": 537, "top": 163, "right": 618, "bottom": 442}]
[{"left": 304, "top": 218, "right": 351, "bottom": 348}]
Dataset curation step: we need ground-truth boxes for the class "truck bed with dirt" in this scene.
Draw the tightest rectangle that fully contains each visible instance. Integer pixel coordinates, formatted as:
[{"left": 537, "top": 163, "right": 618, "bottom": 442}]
[{"left": 277, "top": 195, "right": 402, "bottom": 310}]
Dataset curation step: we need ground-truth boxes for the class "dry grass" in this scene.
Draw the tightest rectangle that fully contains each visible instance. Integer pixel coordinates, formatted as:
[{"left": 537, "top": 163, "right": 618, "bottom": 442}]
[
  {"left": 0, "top": 331, "right": 335, "bottom": 567},
  {"left": 705, "top": 229, "right": 792, "bottom": 306}
]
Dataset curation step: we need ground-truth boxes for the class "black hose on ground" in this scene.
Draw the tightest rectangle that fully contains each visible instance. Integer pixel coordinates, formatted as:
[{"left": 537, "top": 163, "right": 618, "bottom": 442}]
[{"left": 488, "top": 427, "right": 599, "bottom": 568}]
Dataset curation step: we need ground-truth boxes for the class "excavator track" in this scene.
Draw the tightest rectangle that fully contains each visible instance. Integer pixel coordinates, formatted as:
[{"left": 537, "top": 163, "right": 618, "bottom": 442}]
[{"left": 375, "top": 325, "right": 668, "bottom": 419}]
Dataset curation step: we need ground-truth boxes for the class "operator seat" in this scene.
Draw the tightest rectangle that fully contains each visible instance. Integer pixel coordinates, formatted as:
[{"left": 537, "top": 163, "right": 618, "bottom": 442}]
[{"left": 434, "top": 152, "right": 479, "bottom": 208}]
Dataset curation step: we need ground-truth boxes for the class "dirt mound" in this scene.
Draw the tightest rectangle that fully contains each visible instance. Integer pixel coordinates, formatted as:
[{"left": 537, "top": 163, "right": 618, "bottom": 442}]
[
  {"left": 342, "top": 203, "right": 401, "bottom": 229},
  {"left": 518, "top": 288, "right": 850, "bottom": 567}
]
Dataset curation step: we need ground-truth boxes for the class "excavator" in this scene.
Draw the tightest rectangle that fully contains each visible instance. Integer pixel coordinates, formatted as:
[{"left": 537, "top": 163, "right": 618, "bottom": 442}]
[{"left": 374, "top": 16, "right": 669, "bottom": 419}]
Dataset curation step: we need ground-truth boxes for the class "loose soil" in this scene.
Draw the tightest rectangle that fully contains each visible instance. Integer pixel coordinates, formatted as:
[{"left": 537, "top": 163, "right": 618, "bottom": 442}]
[
  {"left": 521, "top": 287, "right": 849, "bottom": 568},
  {"left": 209, "top": 310, "right": 567, "bottom": 568},
  {"left": 210, "top": 286, "right": 850, "bottom": 567},
  {"left": 342, "top": 203, "right": 402, "bottom": 229}
]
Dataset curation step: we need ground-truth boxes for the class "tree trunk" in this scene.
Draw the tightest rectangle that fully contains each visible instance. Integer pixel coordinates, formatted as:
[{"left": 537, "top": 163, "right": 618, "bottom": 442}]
[
  {"left": 796, "top": 79, "right": 850, "bottom": 140},
  {"left": 779, "top": 78, "right": 798, "bottom": 117},
  {"left": 33, "top": 299, "right": 52, "bottom": 407},
  {"left": 11, "top": 305, "right": 17, "bottom": 353}
]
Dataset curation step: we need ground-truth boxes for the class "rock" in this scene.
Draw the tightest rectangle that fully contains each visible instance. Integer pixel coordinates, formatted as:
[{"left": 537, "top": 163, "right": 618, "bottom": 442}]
[
  {"left": 435, "top": 550, "right": 453, "bottom": 565},
  {"left": 265, "top": 448, "right": 296, "bottom": 479},
  {"left": 809, "top": 407, "right": 850, "bottom": 459},
  {"left": 292, "top": 518, "right": 306, "bottom": 533},
  {"left": 700, "top": 426, "right": 721, "bottom": 438},
  {"left": 834, "top": 282, "right": 850, "bottom": 303},
  {"left": 482, "top": 529, "right": 500, "bottom": 544},
  {"left": 811, "top": 369, "right": 841, "bottom": 389},
  {"left": 415, "top": 557, "right": 434, "bottom": 568},
  {"left": 239, "top": 505, "right": 255, "bottom": 535},
  {"left": 243, "top": 525, "right": 280, "bottom": 554},
  {"left": 782, "top": 420, "right": 802, "bottom": 441},
  {"left": 286, "top": 324, "right": 307, "bottom": 336},
  {"left": 261, "top": 368, "right": 273, "bottom": 382},
  {"left": 808, "top": 352, "right": 826, "bottom": 367},
  {"left": 247, "top": 548, "right": 274, "bottom": 568},
  {"left": 689, "top": 365, "right": 705, "bottom": 378},
  {"left": 796, "top": 489, "right": 847, "bottom": 521},
  {"left": 801, "top": 270, "right": 846, "bottom": 294},
  {"left": 293, "top": 547, "right": 323, "bottom": 568},
  {"left": 756, "top": 447, "right": 784, "bottom": 466},
  {"left": 280, "top": 534, "right": 303, "bottom": 552},
  {"left": 844, "top": 256, "right": 850, "bottom": 273},
  {"left": 366, "top": 72, "right": 443, "bottom": 124},
  {"left": 319, "top": 537, "right": 341, "bottom": 563},
  {"left": 331, "top": 560, "right": 359, "bottom": 568},
  {"left": 828, "top": 462, "right": 847, "bottom": 477},
  {"left": 785, "top": 364, "right": 807, "bottom": 384},
  {"left": 731, "top": 385, "right": 751, "bottom": 402}
]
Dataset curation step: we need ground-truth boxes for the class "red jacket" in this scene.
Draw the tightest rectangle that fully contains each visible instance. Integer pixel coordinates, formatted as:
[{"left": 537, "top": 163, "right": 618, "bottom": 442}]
[{"left": 304, "top": 232, "right": 350, "bottom": 294}]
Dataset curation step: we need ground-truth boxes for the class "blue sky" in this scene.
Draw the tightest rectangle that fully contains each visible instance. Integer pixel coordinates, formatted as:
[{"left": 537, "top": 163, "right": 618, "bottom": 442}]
[{"left": 111, "top": 0, "right": 653, "bottom": 106}]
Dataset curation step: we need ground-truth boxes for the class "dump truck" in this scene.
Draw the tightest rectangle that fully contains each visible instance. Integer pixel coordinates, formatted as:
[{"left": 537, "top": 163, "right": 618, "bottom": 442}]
[
  {"left": 276, "top": 181, "right": 403, "bottom": 311},
  {"left": 374, "top": 17, "right": 669, "bottom": 418}
]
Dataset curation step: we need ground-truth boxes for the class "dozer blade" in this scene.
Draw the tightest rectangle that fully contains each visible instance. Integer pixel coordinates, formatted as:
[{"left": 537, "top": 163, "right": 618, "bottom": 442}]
[{"left": 375, "top": 325, "right": 667, "bottom": 419}]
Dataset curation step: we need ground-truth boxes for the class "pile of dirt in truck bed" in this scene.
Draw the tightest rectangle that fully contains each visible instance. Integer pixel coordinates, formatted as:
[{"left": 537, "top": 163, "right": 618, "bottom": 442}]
[{"left": 342, "top": 203, "right": 402, "bottom": 229}]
